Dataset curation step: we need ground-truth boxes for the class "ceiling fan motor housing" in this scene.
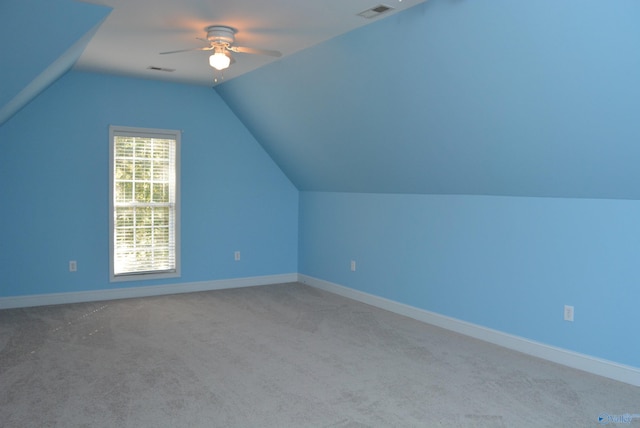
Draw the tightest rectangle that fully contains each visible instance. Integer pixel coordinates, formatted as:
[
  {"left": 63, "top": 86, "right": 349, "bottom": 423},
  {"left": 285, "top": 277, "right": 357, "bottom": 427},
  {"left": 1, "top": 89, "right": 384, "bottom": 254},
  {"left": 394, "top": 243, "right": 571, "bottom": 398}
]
[{"left": 206, "top": 26, "right": 236, "bottom": 45}]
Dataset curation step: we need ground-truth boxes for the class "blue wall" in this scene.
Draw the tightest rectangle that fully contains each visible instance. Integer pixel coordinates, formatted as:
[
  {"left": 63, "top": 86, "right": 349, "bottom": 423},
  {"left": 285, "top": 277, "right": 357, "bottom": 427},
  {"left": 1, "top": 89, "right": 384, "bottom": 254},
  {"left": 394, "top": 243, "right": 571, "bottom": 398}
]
[
  {"left": 299, "top": 191, "right": 640, "bottom": 368},
  {"left": 2, "top": 0, "right": 639, "bottom": 375},
  {"left": 0, "top": 71, "right": 298, "bottom": 297},
  {"left": 217, "top": 0, "right": 640, "bottom": 199},
  {"left": 0, "top": 0, "right": 111, "bottom": 111}
]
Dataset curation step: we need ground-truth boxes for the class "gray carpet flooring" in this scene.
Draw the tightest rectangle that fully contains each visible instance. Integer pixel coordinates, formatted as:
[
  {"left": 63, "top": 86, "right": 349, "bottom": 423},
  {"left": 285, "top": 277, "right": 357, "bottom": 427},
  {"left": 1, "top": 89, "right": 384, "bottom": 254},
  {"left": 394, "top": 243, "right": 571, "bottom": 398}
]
[{"left": 1, "top": 282, "right": 638, "bottom": 427}]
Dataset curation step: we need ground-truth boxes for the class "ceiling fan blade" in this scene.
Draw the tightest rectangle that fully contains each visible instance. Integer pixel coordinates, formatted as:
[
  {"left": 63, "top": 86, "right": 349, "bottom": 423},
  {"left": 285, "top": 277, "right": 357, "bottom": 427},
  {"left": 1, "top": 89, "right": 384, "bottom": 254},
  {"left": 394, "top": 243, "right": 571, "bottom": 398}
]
[
  {"left": 160, "top": 46, "right": 213, "bottom": 55},
  {"left": 228, "top": 46, "right": 282, "bottom": 57}
]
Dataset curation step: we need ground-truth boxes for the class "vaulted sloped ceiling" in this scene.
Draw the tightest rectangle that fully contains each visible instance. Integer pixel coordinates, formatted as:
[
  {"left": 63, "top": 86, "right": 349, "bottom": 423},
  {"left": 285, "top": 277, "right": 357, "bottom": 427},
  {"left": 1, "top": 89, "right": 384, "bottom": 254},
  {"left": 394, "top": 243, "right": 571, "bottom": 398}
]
[
  {"left": 216, "top": 0, "right": 640, "bottom": 199},
  {"left": 4, "top": 1, "right": 640, "bottom": 200},
  {"left": 0, "top": 0, "right": 111, "bottom": 124}
]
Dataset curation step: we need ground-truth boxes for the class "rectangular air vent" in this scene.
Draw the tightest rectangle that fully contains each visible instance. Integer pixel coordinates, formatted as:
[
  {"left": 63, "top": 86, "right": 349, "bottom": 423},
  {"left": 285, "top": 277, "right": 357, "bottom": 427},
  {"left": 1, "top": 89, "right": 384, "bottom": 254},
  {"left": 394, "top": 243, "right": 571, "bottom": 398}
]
[
  {"left": 147, "top": 66, "right": 175, "bottom": 72},
  {"left": 358, "top": 4, "right": 394, "bottom": 19}
]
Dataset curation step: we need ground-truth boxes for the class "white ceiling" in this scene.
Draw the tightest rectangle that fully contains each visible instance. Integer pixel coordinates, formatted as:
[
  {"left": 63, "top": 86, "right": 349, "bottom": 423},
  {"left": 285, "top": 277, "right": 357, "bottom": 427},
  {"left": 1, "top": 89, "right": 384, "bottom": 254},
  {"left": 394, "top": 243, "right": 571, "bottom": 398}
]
[{"left": 75, "top": 0, "right": 426, "bottom": 86}]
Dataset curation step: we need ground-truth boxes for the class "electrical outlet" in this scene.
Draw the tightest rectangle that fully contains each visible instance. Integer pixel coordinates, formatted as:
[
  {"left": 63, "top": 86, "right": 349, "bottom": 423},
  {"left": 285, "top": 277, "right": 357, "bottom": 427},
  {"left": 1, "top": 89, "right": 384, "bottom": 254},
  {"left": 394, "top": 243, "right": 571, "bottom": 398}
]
[
  {"left": 69, "top": 260, "right": 77, "bottom": 272},
  {"left": 564, "top": 305, "right": 574, "bottom": 322},
  {"left": 234, "top": 251, "right": 241, "bottom": 261},
  {"left": 350, "top": 260, "right": 356, "bottom": 272}
]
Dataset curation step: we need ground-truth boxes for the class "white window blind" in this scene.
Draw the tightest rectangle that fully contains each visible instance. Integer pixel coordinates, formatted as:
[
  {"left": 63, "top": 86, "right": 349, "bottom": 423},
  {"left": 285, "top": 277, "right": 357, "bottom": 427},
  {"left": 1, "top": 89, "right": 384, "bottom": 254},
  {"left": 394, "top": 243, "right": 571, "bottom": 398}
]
[{"left": 109, "top": 126, "right": 180, "bottom": 281}]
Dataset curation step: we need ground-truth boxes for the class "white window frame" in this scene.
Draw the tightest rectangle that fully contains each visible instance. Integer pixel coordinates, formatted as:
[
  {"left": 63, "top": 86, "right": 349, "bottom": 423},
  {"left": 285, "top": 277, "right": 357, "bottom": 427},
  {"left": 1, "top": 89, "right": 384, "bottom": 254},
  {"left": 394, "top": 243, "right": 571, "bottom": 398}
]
[{"left": 109, "top": 125, "right": 181, "bottom": 282}]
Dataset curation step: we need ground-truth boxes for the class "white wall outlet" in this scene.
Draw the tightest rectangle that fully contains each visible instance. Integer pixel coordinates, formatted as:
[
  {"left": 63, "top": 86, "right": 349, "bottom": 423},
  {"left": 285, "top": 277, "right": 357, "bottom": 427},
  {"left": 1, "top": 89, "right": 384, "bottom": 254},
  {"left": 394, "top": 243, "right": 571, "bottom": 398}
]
[
  {"left": 69, "top": 260, "right": 77, "bottom": 272},
  {"left": 350, "top": 260, "right": 356, "bottom": 272},
  {"left": 234, "top": 251, "right": 241, "bottom": 261},
  {"left": 564, "top": 305, "right": 574, "bottom": 322}
]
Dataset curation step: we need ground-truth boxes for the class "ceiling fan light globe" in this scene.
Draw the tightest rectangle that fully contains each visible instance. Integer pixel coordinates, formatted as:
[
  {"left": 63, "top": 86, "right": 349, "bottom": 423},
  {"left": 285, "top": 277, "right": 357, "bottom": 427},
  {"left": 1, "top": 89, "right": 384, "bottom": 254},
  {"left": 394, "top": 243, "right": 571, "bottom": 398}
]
[{"left": 209, "top": 52, "right": 231, "bottom": 70}]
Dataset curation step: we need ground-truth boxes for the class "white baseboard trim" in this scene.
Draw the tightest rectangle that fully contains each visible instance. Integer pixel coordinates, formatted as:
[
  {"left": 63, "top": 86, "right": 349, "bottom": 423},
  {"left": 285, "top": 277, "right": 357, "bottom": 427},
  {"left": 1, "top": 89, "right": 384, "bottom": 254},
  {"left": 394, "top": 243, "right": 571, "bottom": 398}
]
[
  {"left": 298, "top": 274, "right": 640, "bottom": 387},
  {"left": 0, "top": 273, "right": 298, "bottom": 310}
]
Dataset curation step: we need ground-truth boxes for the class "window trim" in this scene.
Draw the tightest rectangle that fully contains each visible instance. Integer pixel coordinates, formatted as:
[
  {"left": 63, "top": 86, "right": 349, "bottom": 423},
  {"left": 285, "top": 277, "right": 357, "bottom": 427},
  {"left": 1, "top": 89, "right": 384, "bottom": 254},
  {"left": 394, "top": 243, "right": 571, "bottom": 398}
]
[{"left": 109, "top": 125, "right": 181, "bottom": 282}]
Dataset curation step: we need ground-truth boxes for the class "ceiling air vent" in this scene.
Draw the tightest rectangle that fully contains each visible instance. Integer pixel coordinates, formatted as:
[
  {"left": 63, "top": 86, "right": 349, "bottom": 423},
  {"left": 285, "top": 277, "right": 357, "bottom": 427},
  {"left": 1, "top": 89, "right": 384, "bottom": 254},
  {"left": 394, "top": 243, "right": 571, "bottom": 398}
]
[
  {"left": 147, "top": 66, "right": 175, "bottom": 72},
  {"left": 358, "top": 4, "right": 394, "bottom": 19}
]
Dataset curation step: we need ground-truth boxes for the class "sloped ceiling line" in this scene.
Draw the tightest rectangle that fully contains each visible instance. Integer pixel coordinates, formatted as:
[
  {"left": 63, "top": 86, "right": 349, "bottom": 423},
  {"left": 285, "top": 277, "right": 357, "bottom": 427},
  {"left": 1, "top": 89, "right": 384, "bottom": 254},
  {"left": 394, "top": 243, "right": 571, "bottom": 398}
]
[{"left": 0, "top": 19, "right": 108, "bottom": 126}]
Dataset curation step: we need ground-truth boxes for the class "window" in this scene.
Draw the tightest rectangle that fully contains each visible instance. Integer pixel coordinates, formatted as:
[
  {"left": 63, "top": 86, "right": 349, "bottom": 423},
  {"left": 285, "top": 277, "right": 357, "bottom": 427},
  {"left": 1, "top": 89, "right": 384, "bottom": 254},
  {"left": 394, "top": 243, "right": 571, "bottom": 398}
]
[{"left": 109, "top": 126, "right": 180, "bottom": 281}]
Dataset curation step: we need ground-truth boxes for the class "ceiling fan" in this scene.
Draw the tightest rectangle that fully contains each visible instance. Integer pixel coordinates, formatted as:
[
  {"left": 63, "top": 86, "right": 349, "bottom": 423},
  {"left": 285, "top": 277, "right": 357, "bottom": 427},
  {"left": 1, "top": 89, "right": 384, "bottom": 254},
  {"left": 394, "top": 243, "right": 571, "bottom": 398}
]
[{"left": 160, "top": 25, "right": 282, "bottom": 71}]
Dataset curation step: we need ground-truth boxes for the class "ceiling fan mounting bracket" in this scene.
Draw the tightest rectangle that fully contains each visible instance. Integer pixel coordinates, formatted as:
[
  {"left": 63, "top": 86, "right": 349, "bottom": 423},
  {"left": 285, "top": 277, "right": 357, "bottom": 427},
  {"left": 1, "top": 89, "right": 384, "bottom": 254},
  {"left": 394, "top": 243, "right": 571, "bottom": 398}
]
[{"left": 205, "top": 25, "right": 237, "bottom": 46}]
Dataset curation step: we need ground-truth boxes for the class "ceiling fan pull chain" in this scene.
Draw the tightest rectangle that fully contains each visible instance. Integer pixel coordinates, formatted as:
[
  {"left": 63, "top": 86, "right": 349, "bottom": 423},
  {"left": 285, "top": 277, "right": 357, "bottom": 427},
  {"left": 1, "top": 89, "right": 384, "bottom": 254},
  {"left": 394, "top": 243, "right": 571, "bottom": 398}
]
[{"left": 213, "top": 70, "right": 225, "bottom": 84}]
